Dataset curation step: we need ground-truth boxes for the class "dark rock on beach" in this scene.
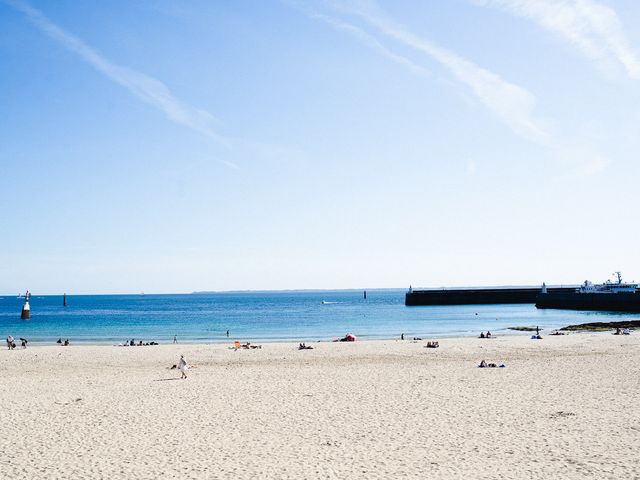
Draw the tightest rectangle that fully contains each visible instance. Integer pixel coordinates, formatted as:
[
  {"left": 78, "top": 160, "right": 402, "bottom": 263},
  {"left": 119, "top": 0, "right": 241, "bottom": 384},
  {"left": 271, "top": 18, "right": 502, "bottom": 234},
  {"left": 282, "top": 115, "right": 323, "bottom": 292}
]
[{"left": 560, "top": 320, "right": 640, "bottom": 332}]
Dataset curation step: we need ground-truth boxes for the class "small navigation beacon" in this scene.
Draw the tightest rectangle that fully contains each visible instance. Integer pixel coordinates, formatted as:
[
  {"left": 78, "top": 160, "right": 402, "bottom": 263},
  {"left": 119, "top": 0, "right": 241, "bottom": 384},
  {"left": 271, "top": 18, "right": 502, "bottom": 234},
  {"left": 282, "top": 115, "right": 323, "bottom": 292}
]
[{"left": 21, "top": 290, "right": 31, "bottom": 320}]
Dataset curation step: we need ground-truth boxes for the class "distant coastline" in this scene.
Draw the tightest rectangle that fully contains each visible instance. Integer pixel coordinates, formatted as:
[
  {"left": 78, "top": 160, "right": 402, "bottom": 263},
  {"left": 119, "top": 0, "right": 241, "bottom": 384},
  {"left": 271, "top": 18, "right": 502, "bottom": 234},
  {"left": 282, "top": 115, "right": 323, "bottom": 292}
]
[{"left": 191, "top": 287, "right": 405, "bottom": 295}]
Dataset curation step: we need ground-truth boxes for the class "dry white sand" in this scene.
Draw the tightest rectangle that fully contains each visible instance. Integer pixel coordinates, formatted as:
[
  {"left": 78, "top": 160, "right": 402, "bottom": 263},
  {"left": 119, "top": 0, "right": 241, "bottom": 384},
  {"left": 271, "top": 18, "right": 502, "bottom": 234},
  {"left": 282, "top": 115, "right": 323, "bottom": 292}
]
[{"left": 1, "top": 333, "right": 639, "bottom": 479}]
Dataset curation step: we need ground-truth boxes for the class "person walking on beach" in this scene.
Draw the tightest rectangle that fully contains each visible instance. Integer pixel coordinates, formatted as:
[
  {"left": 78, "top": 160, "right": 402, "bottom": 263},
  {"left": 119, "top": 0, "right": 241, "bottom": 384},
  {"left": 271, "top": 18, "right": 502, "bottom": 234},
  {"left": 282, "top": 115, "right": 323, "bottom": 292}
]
[
  {"left": 226, "top": 330, "right": 229, "bottom": 338},
  {"left": 173, "top": 335, "right": 177, "bottom": 344},
  {"left": 178, "top": 355, "right": 188, "bottom": 379}
]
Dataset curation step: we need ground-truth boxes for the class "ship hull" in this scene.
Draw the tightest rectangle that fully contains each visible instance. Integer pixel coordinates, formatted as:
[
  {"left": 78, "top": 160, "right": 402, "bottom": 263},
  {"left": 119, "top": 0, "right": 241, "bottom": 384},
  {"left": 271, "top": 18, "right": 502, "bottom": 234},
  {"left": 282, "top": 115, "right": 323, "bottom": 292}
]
[{"left": 536, "top": 292, "right": 640, "bottom": 312}]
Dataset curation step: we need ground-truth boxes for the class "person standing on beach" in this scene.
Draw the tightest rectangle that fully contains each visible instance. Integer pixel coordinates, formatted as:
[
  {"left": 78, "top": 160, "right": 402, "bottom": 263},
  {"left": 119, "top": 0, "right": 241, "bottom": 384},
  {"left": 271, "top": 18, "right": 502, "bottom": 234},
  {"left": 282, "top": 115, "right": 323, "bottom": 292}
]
[
  {"left": 173, "top": 335, "right": 177, "bottom": 344},
  {"left": 226, "top": 330, "right": 229, "bottom": 338},
  {"left": 178, "top": 355, "right": 188, "bottom": 379},
  {"left": 6, "top": 335, "right": 14, "bottom": 350}
]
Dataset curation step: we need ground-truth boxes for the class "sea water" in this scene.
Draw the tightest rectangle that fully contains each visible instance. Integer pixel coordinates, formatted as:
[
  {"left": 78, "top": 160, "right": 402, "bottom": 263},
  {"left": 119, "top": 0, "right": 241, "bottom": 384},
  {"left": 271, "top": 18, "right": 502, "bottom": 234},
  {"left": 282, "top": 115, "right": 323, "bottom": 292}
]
[{"left": 1, "top": 290, "right": 637, "bottom": 344}]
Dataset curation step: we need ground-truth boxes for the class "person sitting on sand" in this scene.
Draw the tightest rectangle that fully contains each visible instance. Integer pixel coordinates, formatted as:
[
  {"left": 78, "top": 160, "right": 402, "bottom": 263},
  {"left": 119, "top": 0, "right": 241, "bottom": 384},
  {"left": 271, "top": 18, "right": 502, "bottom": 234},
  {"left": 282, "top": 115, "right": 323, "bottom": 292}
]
[
  {"left": 479, "top": 360, "right": 505, "bottom": 368},
  {"left": 63, "top": 339, "right": 70, "bottom": 346},
  {"left": 178, "top": 355, "right": 188, "bottom": 379},
  {"left": 479, "top": 360, "right": 495, "bottom": 368},
  {"left": 479, "top": 332, "right": 485, "bottom": 338},
  {"left": 486, "top": 331, "right": 492, "bottom": 338},
  {"left": 623, "top": 328, "right": 631, "bottom": 335}
]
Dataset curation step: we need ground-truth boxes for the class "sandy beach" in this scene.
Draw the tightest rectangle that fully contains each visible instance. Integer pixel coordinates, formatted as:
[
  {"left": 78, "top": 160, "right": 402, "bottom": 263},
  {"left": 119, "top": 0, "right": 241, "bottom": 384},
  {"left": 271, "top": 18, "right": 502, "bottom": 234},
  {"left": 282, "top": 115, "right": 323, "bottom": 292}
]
[{"left": 1, "top": 333, "right": 639, "bottom": 479}]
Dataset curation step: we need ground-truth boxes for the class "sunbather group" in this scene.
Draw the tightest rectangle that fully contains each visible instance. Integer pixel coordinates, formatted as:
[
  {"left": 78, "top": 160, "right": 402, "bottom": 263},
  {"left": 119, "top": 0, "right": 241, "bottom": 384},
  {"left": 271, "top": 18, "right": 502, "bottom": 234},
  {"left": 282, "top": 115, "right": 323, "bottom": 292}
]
[
  {"left": 233, "top": 341, "right": 262, "bottom": 350},
  {"left": 479, "top": 331, "right": 492, "bottom": 338},
  {"left": 614, "top": 327, "right": 631, "bottom": 335},
  {"left": 478, "top": 359, "right": 505, "bottom": 368},
  {"left": 121, "top": 339, "right": 159, "bottom": 346},
  {"left": 425, "top": 341, "right": 439, "bottom": 348}
]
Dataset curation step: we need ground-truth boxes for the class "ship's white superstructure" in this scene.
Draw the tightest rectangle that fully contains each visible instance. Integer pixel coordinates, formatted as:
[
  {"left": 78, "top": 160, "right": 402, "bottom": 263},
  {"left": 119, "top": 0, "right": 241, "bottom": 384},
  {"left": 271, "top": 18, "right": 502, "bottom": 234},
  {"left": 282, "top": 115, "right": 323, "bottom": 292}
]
[{"left": 578, "top": 272, "right": 637, "bottom": 294}]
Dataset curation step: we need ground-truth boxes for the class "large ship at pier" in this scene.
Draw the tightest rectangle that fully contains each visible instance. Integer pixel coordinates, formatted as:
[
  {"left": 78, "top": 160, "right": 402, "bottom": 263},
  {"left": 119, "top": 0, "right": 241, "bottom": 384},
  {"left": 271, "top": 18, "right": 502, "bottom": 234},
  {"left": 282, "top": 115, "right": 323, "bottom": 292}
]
[{"left": 536, "top": 273, "right": 640, "bottom": 312}]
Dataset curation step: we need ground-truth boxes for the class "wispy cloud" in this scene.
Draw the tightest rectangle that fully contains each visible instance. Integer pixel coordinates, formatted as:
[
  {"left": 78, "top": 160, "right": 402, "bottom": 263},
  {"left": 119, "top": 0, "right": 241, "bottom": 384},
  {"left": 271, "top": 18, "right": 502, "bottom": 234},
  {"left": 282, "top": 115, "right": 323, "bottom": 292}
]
[
  {"left": 300, "top": 8, "right": 432, "bottom": 80},
  {"left": 3, "top": 0, "right": 230, "bottom": 147},
  {"left": 297, "top": 0, "right": 607, "bottom": 174},
  {"left": 326, "top": 0, "right": 549, "bottom": 144},
  {"left": 475, "top": 0, "right": 640, "bottom": 79}
]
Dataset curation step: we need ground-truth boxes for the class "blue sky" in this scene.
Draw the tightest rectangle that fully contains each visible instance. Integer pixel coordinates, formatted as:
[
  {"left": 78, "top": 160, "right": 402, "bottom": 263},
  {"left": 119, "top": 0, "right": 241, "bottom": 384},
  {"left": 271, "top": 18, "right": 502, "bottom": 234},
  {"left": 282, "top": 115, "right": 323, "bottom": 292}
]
[{"left": 1, "top": 0, "right": 639, "bottom": 294}]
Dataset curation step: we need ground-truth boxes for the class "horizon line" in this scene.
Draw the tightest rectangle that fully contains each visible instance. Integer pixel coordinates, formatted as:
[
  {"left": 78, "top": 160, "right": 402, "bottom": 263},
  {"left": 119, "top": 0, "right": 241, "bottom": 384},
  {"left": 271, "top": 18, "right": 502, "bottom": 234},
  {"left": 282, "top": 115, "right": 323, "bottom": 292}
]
[{"left": 4, "top": 282, "right": 581, "bottom": 297}]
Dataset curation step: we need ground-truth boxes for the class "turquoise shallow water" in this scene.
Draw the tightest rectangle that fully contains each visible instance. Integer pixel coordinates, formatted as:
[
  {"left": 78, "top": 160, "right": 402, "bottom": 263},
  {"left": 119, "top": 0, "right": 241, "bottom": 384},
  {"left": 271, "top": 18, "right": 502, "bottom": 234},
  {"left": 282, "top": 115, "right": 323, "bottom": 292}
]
[{"left": 1, "top": 289, "right": 638, "bottom": 344}]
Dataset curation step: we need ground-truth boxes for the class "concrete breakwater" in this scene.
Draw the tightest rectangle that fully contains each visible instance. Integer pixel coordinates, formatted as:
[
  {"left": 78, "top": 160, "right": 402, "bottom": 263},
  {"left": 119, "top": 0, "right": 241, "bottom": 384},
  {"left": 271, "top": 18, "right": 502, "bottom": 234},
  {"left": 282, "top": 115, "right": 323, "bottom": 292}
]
[{"left": 405, "top": 286, "right": 577, "bottom": 306}]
